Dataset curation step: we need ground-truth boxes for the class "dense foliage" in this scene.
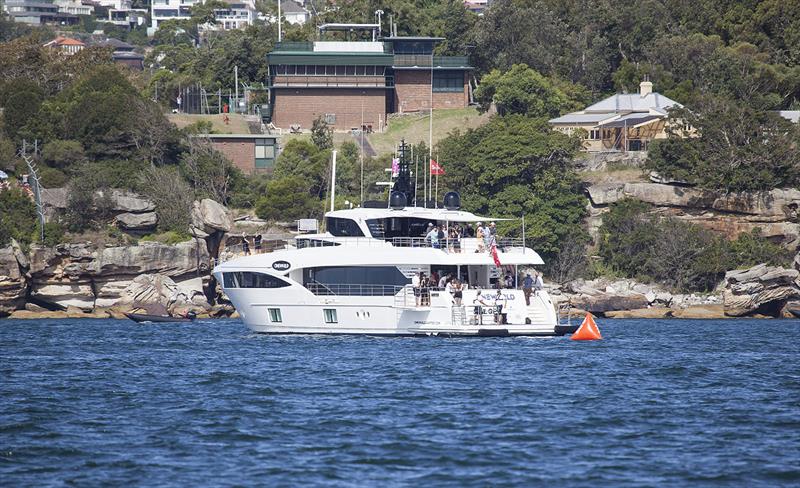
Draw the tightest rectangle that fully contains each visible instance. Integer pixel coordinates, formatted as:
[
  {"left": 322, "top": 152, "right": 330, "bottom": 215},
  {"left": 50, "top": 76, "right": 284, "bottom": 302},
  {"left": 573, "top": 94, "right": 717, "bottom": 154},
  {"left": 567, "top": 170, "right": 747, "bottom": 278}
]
[
  {"left": 646, "top": 100, "right": 800, "bottom": 191},
  {"left": 598, "top": 199, "right": 792, "bottom": 291},
  {"left": 437, "top": 115, "right": 587, "bottom": 262},
  {"left": 0, "top": 188, "right": 37, "bottom": 247}
]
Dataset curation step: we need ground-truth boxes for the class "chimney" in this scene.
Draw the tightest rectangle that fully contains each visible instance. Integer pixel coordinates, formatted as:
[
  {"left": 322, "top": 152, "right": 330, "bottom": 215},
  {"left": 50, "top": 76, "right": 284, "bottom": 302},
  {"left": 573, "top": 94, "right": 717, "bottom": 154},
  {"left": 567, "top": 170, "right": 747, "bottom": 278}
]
[{"left": 640, "top": 80, "right": 653, "bottom": 97}]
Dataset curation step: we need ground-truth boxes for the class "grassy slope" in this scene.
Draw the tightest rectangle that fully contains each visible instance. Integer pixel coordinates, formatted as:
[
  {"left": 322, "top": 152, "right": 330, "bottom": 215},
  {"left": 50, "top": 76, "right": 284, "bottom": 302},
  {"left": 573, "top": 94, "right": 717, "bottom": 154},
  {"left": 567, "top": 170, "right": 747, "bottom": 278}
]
[
  {"left": 167, "top": 114, "right": 253, "bottom": 134},
  {"left": 369, "top": 107, "right": 491, "bottom": 155}
]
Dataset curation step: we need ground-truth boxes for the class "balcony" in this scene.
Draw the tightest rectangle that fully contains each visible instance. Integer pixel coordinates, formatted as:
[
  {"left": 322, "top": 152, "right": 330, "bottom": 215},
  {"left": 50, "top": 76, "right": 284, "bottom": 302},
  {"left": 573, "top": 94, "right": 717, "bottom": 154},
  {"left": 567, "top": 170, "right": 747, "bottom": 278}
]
[
  {"left": 273, "top": 41, "right": 313, "bottom": 52},
  {"left": 392, "top": 55, "right": 471, "bottom": 68},
  {"left": 270, "top": 75, "right": 394, "bottom": 89}
]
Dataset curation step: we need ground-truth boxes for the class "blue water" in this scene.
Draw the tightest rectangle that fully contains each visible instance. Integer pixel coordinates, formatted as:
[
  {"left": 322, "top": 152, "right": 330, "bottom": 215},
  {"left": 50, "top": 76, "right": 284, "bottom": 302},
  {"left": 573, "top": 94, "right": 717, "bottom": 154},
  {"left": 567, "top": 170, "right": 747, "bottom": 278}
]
[{"left": 1, "top": 318, "right": 799, "bottom": 486}]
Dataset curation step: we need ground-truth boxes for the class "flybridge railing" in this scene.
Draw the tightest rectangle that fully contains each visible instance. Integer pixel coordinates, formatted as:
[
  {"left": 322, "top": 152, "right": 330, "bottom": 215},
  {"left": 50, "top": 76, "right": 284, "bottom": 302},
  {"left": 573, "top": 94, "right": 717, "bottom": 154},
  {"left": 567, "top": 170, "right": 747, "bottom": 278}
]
[{"left": 215, "top": 236, "right": 527, "bottom": 263}]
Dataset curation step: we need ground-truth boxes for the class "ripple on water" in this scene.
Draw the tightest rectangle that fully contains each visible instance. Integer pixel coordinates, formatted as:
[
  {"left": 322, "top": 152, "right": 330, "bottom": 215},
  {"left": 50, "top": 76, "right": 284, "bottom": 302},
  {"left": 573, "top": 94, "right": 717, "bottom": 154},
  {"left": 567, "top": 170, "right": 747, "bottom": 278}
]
[{"left": 1, "top": 318, "right": 799, "bottom": 486}]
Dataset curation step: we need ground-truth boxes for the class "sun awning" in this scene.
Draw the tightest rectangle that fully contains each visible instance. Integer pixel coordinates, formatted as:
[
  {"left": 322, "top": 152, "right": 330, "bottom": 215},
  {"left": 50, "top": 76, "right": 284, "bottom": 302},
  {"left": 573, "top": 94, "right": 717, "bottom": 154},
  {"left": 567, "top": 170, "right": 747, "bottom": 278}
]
[{"left": 599, "top": 114, "right": 662, "bottom": 128}]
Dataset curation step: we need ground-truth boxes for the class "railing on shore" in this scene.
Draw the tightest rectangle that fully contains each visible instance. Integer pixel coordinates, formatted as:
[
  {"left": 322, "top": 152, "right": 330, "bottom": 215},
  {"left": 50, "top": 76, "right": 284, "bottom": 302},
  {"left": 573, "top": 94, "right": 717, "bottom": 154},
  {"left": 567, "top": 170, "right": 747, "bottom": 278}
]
[{"left": 216, "top": 236, "right": 527, "bottom": 263}]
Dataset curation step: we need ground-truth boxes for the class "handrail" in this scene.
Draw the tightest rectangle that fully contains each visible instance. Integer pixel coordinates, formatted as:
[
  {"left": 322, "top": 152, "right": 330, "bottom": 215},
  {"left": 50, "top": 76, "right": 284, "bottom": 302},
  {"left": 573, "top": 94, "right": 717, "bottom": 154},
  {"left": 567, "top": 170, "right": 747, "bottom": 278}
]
[
  {"left": 305, "top": 283, "right": 406, "bottom": 296},
  {"left": 216, "top": 236, "right": 527, "bottom": 263}
]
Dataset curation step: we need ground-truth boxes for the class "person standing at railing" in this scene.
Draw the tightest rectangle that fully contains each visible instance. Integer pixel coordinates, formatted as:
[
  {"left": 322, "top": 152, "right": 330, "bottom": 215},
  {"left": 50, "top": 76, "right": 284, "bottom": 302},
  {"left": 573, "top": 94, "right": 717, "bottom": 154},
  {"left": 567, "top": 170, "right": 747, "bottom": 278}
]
[
  {"left": 421, "top": 274, "right": 432, "bottom": 307},
  {"left": 254, "top": 234, "right": 262, "bottom": 253},
  {"left": 533, "top": 271, "right": 544, "bottom": 296},
  {"left": 475, "top": 222, "right": 486, "bottom": 252},
  {"left": 412, "top": 272, "right": 422, "bottom": 307},
  {"left": 426, "top": 225, "right": 440, "bottom": 249},
  {"left": 437, "top": 226, "right": 446, "bottom": 252},
  {"left": 241, "top": 233, "right": 251, "bottom": 255},
  {"left": 451, "top": 279, "right": 463, "bottom": 305}
]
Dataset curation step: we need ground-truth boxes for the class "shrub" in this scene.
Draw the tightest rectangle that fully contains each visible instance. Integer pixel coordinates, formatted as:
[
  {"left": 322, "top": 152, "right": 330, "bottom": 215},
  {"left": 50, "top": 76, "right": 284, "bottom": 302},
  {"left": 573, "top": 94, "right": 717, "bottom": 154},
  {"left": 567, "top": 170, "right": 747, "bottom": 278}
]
[
  {"left": 597, "top": 199, "right": 791, "bottom": 291},
  {"left": 0, "top": 187, "right": 37, "bottom": 246},
  {"left": 137, "top": 166, "right": 194, "bottom": 233}
]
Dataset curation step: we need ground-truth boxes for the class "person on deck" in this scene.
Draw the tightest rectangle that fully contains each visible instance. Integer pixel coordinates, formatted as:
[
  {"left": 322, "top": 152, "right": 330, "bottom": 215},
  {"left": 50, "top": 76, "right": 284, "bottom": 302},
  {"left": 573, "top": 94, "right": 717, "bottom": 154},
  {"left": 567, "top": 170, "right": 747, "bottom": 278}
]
[
  {"left": 533, "top": 271, "right": 545, "bottom": 295},
  {"left": 412, "top": 272, "right": 422, "bottom": 307},
  {"left": 427, "top": 226, "right": 440, "bottom": 249},
  {"left": 452, "top": 279, "right": 463, "bottom": 306},
  {"left": 475, "top": 222, "right": 486, "bottom": 252},
  {"left": 473, "top": 289, "right": 489, "bottom": 325},
  {"left": 523, "top": 273, "right": 534, "bottom": 306},
  {"left": 494, "top": 289, "right": 507, "bottom": 324}
]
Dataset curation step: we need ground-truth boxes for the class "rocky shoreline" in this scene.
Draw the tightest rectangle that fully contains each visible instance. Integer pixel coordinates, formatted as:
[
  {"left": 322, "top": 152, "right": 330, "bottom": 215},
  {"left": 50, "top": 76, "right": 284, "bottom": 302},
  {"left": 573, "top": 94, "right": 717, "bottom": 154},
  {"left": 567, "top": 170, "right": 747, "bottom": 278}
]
[{"left": 2, "top": 186, "right": 799, "bottom": 321}]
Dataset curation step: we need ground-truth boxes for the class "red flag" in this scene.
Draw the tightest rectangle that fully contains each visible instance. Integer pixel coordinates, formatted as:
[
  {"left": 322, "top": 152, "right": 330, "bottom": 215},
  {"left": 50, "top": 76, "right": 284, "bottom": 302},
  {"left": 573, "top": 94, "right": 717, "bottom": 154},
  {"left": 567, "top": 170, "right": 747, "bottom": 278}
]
[
  {"left": 490, "top": 240, "right": 501, "bottom": 267},
  {"left": 430, "top": 159, "right": 445, "bottom": 176}
]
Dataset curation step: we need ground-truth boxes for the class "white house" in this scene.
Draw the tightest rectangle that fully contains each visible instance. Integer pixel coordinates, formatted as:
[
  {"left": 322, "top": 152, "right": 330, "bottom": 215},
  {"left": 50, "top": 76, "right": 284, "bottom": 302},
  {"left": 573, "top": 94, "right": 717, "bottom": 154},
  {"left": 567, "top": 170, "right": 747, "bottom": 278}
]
[{"left": 549, "top": 81, "right": 683, "bottom": 152}]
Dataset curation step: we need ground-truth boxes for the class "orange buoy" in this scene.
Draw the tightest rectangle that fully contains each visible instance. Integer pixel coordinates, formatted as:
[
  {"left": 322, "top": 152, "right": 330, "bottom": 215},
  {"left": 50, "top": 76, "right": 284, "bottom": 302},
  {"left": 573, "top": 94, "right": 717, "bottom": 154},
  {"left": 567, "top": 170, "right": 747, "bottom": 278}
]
[{"left": 571, "top": 313, "right": 602, "bottom": 341}]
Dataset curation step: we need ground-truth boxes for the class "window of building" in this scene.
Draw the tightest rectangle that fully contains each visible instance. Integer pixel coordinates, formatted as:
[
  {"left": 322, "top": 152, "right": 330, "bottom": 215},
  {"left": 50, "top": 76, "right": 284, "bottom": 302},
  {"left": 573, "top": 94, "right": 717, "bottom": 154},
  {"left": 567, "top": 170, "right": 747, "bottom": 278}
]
[
  {"left": 255, "top": 139, "right": 275, "bottom": 169},
  {"left": 268, "top": 308, "right": 282, "bottom": 323},
  {"left": 223, "top": 272, "right": 290, "bottom": 288},
  {"left": 433, "top": 71, "right": 464, "bottom": 92},
  {"left": 324, "top": 113, "right": 336, "bottom": 124},
  {"left": 588, "top": 129, "right": 600, "bottom": 140},
  {"left": 323, "top": 309, "right": 337, "bottom": 324}
]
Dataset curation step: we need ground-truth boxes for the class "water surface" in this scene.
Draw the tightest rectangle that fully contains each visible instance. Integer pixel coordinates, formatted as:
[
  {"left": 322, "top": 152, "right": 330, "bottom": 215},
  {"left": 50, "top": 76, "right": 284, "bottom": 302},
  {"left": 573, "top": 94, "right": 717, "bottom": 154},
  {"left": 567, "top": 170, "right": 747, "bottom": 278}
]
[{"left": 1, "top": 318, "right": 799, "bottom": 486}]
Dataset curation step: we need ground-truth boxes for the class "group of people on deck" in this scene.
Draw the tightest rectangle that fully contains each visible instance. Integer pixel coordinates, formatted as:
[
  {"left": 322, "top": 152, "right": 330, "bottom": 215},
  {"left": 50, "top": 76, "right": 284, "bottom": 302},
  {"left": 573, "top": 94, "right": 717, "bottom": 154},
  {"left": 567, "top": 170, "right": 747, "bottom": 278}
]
[
  {"left": 423, "top": 221, "right": 498, "bottom": 253},
  {"left": 410, "top": 269, "right": 545, "bottom": 312}
]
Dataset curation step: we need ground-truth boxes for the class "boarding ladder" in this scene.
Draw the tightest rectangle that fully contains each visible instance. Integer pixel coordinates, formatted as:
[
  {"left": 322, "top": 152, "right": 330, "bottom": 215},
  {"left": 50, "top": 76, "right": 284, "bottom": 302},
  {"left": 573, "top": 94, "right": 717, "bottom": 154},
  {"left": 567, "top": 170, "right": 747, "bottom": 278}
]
[{"left": 451, "top": 306, "right": 466, "bottom": 327}]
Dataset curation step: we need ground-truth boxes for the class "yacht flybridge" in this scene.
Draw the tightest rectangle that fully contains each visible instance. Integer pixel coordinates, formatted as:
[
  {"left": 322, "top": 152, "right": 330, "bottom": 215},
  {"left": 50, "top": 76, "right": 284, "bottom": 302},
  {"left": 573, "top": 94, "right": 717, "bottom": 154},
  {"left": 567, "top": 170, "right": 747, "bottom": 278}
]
[{"left": 213, "top": 142, "right": 573, "bottom": 337}]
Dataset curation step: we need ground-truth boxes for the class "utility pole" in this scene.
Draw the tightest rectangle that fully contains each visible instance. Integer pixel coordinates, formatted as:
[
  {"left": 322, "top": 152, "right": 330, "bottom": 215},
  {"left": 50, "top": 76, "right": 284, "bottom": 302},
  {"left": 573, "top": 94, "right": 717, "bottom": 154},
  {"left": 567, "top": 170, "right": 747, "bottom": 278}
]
[
  {"left": 234, "top": 66, "right": 238, "bottom": 114},
  {"left": 277, "top": 0, "right": 282, "bottom": 42}
]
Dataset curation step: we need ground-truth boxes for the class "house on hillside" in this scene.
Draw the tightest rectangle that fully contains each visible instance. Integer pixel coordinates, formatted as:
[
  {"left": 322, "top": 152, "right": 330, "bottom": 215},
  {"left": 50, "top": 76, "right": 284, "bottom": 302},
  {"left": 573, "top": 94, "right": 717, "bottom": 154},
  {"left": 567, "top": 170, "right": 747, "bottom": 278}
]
[
  {"left": 265, "top": 23, "right": 473, "bottom": 131},
  {"left": 549, "top": 81, "right": 683, "bottom": 152},
  {"left": 95, "top": 38, "right": 145, "bottom": 70},
  {"left": 53, "top": 0, "right": 93, "bottom": 16},
  {"left": 43, "top": 36, "right": 85, "bottom": 55},
  {"left": 280, "top": 0, "right": 310, "bottom": 25},
  {"left": 4, "top": 0, "right": 79, "bottom": 25}
]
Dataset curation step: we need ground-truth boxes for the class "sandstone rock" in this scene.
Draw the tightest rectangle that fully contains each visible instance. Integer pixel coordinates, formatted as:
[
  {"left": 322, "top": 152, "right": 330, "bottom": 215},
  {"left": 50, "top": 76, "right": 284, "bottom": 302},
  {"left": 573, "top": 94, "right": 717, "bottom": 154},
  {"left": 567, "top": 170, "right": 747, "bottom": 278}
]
[
  {"left": 108, "top": 189, "right": 155, "bottom": 213},
  {"left": 0, "top": 245, "right": 27, "bottom": 316},
  {"left": 724, "top": 264, "right": 800, "bottom": 317},
  {"left": 115, "top": 212, "right": 158, "bottom": 230},
  {"left": 30, "top": 282, "right": 95, "bottom": 310},
  {"left": 604, "top": 308, "right": 674, "bottom": 319},
  {"left": 93, "top": 241, "right": 209, "bottom": 279},
  {"left": 571, "top": 293, "right": 650, "bottom": 314},
  {"left": 191, "top": 199, "right": 232, "bottom": 236},
  {"left": 586, "top": 183, "right": 625, "bottom": 206},
  {"left": 672, "top": 305, "right": 727, "bottom": 319},
  {"left": 620, "top": 183, "right": 800, "bottom": 220}
]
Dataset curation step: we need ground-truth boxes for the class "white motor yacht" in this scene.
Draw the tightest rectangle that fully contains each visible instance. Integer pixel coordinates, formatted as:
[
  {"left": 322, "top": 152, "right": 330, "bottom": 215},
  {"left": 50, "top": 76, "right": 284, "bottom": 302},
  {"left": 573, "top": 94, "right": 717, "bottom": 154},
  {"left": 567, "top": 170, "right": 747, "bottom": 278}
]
[{"left": 212, "top": 144, "right": 575, "bottom": 337}]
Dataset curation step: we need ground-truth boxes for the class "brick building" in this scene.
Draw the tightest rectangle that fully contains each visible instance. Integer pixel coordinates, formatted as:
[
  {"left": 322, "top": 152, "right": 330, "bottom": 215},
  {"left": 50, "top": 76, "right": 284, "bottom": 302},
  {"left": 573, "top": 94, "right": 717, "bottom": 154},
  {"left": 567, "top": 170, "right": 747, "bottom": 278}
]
[
  {"left": 266, "top": 24, "right": 472, "bottom": 131},
  {"left": 201, "top": 134, "right": 280, "bottom": 174}
]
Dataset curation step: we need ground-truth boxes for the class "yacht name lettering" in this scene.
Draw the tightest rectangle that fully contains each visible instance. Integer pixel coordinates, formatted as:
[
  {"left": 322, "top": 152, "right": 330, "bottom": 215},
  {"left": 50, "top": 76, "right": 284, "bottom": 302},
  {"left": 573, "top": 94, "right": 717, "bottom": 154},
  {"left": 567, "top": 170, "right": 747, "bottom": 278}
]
[{"left": 272, "top": 261, "right": 291, "bottom": 271}]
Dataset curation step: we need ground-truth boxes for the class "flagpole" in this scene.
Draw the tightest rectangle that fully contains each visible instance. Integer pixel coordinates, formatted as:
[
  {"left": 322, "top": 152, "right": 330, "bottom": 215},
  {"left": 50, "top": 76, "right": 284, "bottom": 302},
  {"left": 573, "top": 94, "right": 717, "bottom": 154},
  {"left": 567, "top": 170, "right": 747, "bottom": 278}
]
[
  {"left": 428, "top": 49, "right": 434, "bottom": 208},
  {"left": 412, "top": 144, "right": 417, "bottom": 207}
]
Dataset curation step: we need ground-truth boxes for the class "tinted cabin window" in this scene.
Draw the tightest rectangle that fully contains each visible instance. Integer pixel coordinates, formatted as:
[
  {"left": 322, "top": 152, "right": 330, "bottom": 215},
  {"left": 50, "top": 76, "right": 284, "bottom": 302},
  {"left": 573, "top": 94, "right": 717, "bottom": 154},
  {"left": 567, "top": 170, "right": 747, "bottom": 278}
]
[
  {"left": 223, "top": 272, "right": 291, "bottom": 288},
  {"left": 304, "top": 266, "right": 411, "bottom": 287},
  {"left": 327, "top": 217, "right": 364, "bottom": 237}
]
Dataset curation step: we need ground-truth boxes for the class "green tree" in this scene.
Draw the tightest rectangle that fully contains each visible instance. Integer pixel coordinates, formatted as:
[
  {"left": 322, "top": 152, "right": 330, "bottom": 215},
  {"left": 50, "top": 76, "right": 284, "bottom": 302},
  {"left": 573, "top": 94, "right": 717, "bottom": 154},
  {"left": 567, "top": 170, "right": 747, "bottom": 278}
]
[
  {"left": 0, "top": 187, "right": 37, "bottom": 246},
  {"left": 311, "top": 116, "right": 333, "bottom": 150},
  {"left": 474, "top": 64, "right": 584, "bottom": 117},
  {"left": 647, "top": 98, "right": 800, "bottom": 191},
  {"left": 255, "top": 176, "right": 319, "bottom": 221},
  {"left": 41, "top": 139, "right": 85, "bottom": 169}
]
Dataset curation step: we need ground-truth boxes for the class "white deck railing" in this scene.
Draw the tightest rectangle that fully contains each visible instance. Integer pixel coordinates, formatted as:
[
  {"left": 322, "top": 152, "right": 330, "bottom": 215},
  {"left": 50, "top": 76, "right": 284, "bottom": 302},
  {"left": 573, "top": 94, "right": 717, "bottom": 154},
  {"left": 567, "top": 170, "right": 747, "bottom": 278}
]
[{"left": 216, "top": 236, "right": 525, "bottom": 263}]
